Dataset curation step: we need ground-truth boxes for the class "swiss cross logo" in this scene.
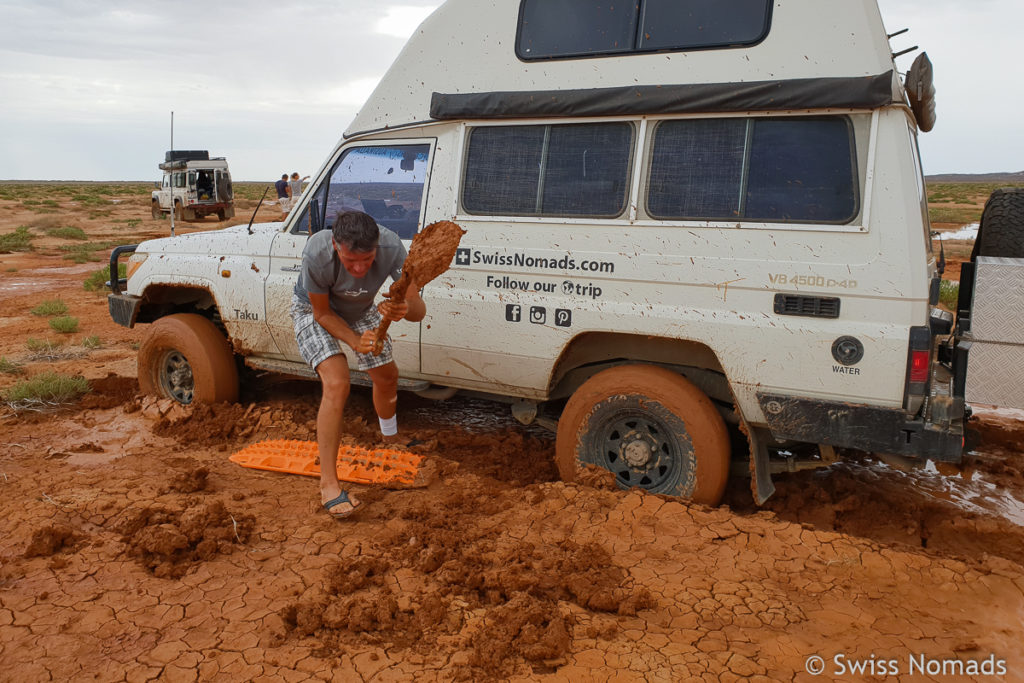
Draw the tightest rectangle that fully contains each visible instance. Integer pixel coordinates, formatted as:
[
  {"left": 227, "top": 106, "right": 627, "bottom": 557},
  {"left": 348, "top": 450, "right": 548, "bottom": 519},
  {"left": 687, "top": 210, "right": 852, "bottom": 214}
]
[{"left": 455, "top": 248, "right": 471, "bottom": 266}]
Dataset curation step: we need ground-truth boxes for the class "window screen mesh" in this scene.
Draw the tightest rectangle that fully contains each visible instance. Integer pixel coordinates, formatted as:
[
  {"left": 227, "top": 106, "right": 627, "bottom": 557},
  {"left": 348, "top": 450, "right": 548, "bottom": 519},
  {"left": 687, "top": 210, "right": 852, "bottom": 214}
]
[
  {"left": 463, "top": 123, "right": 632, "bottom": 217},
  {"left": 745, "top": 119, "right": 856, "bottom": 221},
  {"left": 639, "top": 0, "right": 771, "bottom": 50},
  {"left": 647, "top": 117, "right": 857, "bottom": 223},
  {"left": 518, "top": 0, "right": 771, "bottom": 59},
  {"left": 519, "top": 0, "right": 637, "bottom": 58},
  {"left": 648, "top": 119, "right": 746, "bottom": 219}
]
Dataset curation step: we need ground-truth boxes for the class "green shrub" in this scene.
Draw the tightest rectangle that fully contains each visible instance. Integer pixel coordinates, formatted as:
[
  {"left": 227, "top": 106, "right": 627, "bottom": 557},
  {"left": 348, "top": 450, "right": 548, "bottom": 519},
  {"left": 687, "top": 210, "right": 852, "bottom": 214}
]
[
  {"left": 60, "top": 241, "right": 113, "bottom": 263},
  {"left": 84, "top": 263, "right": 126, "bottom": 292},
  {"left": 81, "top": 335, "right": 101, "bottom": 349},
  {"left": 46, "top": 226, "right": 88, "bottom": 240},
  {"left": 0, "top": 226, "right": 34, "bottom": 252},
  {"left": 2, "top": 372, "right": 90, "bottom": 407},
  {"left": 939, "top": 280, "right": 960, "bottom": 309},
  {"left": 30, "top": 299, "right": 68, "bottom": 317},
  {"left": 0, "top": 356, "right": 24, "bottom": 375},
  {"left": 49, "top": 316, "right": 79, "bottom": 333}
]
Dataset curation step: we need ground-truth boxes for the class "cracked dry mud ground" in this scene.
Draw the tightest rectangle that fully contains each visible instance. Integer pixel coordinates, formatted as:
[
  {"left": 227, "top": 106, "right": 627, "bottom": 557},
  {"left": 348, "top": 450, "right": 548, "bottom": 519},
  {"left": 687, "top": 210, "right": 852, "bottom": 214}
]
[
  {"left": 2, "top": 189, "right": 1024, "bottom": 681},
  {"left": 2, "top": 386, "right": 1023, "bottom": 682}
]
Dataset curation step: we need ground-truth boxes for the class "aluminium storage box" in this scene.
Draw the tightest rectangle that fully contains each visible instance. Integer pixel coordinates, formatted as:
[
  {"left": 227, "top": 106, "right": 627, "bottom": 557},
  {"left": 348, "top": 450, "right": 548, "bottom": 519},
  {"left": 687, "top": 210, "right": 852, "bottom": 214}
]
[{"left": 964, "top": 256, "right": 1024, "bottom": 409}]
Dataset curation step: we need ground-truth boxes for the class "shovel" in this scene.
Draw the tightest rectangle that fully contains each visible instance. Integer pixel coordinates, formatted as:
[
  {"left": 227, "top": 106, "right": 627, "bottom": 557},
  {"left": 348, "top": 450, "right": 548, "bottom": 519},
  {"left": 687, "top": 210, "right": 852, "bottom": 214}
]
[{"left": 371, "top": 220, "right": 466, "bottom": 355}]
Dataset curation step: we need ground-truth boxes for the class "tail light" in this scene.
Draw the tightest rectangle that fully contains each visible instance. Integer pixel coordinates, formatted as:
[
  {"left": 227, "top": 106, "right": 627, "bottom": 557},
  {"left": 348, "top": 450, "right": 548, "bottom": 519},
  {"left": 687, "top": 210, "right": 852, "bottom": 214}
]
[
  {"left": 904, "top": 326, "right": 931, "bottom": 412},
  {"left": 909, "top": 350, "right": 930, "bottom": 384}
]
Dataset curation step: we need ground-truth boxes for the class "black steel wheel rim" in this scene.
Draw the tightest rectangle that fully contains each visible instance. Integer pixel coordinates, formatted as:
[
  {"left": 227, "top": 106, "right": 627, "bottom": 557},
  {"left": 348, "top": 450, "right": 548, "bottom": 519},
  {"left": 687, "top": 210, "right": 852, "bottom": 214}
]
[
  {"left": 589, "top": 406, "right": 690, "bottom": 491},
  {"left": 158, "top": 349, "right": 194, "bottom": 404}
]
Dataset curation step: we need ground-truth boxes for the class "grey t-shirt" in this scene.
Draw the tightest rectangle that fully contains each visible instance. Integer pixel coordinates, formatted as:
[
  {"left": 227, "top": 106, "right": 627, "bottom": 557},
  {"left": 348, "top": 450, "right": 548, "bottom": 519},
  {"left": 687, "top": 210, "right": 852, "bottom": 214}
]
[{"left": 293, "top": 227, "right": 407, "bottom": 324}]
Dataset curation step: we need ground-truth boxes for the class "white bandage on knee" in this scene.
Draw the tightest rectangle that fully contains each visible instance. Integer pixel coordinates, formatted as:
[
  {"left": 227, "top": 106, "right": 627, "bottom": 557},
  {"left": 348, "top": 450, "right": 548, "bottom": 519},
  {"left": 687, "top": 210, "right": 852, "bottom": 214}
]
[{"left": 379, "top": 415, "right": 398, "bottom": 436}]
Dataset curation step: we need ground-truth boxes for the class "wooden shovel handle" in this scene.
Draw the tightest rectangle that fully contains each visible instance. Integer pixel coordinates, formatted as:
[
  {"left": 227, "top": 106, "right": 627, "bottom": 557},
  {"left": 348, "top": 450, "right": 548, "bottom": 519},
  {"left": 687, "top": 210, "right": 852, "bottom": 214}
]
[{"left": 370, "top": 268, "right": 413, "bottom": 356}]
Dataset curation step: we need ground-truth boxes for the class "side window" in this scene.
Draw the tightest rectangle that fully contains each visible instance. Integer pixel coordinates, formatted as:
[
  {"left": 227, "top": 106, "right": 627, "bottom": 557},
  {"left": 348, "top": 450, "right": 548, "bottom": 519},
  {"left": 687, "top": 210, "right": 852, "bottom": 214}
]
[
  {"left": 647, "top": 117, "right": 858, "bottom": 223},
  {"left": 173, "top": 173, "right": 186, "bottom": 188},
  {"left": 162, "top": 175, "right": 170, "bottom": 189},
  {"left": 293, "top": 144, "right": 430, "bottom": 239},
  {"left": 517, "top": 0, "right": 772, "bottom": 60},
  {"left": 462, "top": 122, "right": 632, "bottom": 217}
]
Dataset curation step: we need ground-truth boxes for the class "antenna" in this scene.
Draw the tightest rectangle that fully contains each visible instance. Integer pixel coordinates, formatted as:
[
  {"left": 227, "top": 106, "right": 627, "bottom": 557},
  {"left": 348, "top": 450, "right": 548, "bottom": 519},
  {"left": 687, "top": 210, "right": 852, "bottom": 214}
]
[
  {"left": 169, "top": 111, "right": 175, "bottom": 237},
  {"left": 247, "top": 187, "right": 270, "bottom": 235}
]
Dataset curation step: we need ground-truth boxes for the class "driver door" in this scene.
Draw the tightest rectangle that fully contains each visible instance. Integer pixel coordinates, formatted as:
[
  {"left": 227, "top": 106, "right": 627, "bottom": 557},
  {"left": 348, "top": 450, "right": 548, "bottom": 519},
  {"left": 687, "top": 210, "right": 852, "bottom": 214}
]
[{"left": 265, "top": 140, "right": 436, "bottom": 371}]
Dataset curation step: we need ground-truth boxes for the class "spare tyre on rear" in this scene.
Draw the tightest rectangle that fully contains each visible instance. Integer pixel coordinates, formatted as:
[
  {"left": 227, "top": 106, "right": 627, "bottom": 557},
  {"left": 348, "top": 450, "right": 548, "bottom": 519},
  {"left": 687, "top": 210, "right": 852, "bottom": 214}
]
[{"left": 975, "top": 187, "right": 1024, "bottom": 259}]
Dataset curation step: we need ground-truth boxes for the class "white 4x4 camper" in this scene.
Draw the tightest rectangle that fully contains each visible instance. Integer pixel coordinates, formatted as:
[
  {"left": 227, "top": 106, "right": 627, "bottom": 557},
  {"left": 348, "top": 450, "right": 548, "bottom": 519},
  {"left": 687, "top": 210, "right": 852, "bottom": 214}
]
[
  {"left": 151, "top": 150, "right": 235, "bottom": 222},
  {"left": 108, "top": 0, "right": 1021, "bottom": 505}
]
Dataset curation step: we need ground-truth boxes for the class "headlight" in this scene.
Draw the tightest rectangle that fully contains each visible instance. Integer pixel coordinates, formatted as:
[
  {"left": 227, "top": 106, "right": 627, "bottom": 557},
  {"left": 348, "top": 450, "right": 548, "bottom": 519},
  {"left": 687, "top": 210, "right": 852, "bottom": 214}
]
[{"left": 126, "top": 253, "right": 148, "bottom": 280}]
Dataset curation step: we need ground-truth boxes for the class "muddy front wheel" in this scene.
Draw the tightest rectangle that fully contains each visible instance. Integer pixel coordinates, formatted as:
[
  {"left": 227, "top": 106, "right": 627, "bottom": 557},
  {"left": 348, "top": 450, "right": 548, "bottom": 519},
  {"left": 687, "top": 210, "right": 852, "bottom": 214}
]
[
  {"left": 556, "top": 365, "right": 730, "bottom": 505},
  {"left": 151, "top": 202, "right": 162, "bottom": 219},
  {"left": 138, "top": 314, "right": 238, "bottom": 404}
]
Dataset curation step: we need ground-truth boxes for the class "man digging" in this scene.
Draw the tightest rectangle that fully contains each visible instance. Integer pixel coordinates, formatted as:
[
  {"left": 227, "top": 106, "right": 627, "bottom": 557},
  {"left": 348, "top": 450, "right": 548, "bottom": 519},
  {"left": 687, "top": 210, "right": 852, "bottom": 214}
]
[{"left": 290, "top": 211, "right": 425, "bottom": 519}]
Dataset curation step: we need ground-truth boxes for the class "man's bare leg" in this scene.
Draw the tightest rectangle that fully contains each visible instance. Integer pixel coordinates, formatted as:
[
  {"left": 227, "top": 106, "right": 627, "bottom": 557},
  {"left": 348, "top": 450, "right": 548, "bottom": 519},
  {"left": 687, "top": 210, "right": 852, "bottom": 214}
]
[
  {"left": 367, "top": 362, "right": 404, "bottom": 443},
  {"left": 315, "top": 355, "right": 359, "bottom": 512}
]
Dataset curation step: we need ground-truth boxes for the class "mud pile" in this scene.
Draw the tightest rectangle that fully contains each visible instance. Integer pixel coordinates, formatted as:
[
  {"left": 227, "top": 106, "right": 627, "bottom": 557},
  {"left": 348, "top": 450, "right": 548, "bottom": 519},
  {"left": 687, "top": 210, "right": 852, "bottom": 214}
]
[
  {"left": 279, "top": 486, "right": 654, "bottom": 677},
  {"left": 113, "top": 499, "right": 255, "bottom": 578}
]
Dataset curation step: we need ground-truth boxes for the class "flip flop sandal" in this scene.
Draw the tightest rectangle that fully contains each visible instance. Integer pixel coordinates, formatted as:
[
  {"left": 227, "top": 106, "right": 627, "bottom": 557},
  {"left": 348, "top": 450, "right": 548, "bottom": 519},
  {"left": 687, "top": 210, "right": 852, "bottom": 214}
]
[{"left": 323, "top": 491, "right": 361, "bottom": 519}]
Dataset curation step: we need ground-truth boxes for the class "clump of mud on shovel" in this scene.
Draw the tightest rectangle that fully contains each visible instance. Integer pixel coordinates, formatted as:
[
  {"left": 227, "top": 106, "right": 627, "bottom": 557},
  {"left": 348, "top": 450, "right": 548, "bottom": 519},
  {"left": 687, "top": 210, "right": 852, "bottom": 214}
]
[{"left": 372, "top": 220, "right": 466, "bottom": 354}]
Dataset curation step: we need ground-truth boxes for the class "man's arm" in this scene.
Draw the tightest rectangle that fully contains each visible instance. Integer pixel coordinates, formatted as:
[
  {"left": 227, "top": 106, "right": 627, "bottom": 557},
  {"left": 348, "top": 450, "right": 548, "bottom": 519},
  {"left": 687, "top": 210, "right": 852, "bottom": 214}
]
[
  {"left": 378, "top": 279, "right": 425, "bottom": 324},
  {"left": 309, "top": 292, "right": 375, "bottom": 354}
]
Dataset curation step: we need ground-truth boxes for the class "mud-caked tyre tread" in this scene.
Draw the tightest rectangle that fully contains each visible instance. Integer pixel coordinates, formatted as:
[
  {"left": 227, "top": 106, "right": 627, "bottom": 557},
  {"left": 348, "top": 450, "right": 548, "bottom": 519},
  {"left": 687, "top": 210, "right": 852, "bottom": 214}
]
[
  {"left": 138, "top": 313, "right": 239, "bottom": 404},
  {"left": 976, "top": 188, "right": 1024, "bottom": 258},
  {"left": 555, "top": 365, "right": 730, "bottom": 505}
]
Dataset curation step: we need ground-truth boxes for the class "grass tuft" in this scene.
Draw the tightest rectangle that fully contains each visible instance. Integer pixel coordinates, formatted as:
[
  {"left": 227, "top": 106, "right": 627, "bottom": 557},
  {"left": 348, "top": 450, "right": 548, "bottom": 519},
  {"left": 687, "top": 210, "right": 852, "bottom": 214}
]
[
  {"left": 81, "top": 335, "right": 102, "bottom": 349},
  {"left": 0, "top": 226, "right": 34, "bottom": 253},
  {"left": 2, "top": 372, "right": 90, "bottom": 410},
  {"left": 939, "top": 280, "right": 960, "bottom": 309},
  {"left": 46, "top": 226, "right": 88, "bottom": 240},
  {"left": 84, "top": 263, "right": 126, "bottom": 292},
  {"left": 0, "top": 356, "right": 24, "bottom": 375},
  {"left": 30, "top": 299, "right": 68, "bottom": 317},
  {"left": 60, "top": 241, "right": 114, "bottom": 263},
  {"left": 49, "top": 316, "right": 79, "bottom": 334}
]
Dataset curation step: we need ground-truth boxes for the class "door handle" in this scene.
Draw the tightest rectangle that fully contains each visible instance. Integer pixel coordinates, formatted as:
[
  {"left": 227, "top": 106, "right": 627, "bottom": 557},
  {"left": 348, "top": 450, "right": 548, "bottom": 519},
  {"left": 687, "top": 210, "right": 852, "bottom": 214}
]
[{"left": 279, "top": 265, "right": 301, "bottom": 273}]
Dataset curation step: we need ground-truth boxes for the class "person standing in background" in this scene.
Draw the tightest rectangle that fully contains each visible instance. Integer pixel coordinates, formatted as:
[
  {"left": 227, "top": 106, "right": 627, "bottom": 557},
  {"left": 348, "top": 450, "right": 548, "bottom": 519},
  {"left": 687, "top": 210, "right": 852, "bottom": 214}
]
[
  {"left": 287, "top": 172, "right": 310, "bottom": 214},
  {"left": 275, "top": 174, "right": 290, "bottom": 219}
]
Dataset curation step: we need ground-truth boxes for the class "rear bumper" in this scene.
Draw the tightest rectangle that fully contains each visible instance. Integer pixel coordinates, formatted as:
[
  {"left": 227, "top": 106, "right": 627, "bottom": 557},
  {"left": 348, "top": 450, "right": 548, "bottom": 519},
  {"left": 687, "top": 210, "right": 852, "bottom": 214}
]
[{"left": 756, "top": 393, "right": 964, "bottom": 462}]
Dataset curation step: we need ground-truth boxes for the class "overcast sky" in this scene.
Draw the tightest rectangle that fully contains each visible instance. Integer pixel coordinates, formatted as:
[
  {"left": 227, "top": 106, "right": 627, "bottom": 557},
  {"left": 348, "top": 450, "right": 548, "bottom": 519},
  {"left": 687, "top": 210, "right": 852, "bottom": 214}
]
[{"left": 0, "top": 0, "right": 1019, "bottom": 181}]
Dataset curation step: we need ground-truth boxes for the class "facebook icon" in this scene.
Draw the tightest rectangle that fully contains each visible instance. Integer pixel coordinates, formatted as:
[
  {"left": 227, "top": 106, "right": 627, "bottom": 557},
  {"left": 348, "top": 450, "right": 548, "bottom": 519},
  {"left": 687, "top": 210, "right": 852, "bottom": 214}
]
[{"left": 505, "top": 304, "right": 522, "bottom": 322}]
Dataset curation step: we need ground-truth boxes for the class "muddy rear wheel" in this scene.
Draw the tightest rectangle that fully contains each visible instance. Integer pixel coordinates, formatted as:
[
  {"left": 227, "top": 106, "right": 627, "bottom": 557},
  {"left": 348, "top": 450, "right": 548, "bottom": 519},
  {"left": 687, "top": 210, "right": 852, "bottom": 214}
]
[
  {"left": 151, "top": 202, "right": 162, "bottom": 219},
  {"left": 556, "top": 365, "right": 730, "bottom": 504},
  {"left": 138, "top": 313, "right": 238, "bottom": 405}
]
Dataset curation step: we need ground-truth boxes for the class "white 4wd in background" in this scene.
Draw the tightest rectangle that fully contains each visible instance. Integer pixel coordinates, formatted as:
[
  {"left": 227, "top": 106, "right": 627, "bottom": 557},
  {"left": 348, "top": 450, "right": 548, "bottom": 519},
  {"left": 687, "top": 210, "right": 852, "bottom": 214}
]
[
  {"left": 151, "top": 150, "right": 235, "bottom": 222},
  {"left": 109, "top": 0, "right": 1024, "bottom": 505}
]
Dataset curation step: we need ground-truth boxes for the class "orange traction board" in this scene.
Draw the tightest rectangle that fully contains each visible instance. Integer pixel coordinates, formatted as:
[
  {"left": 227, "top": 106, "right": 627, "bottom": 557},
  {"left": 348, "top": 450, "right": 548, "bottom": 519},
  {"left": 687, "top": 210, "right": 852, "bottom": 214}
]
[{"left": 230, "top": 439, "right": 423, "bottom": 486}]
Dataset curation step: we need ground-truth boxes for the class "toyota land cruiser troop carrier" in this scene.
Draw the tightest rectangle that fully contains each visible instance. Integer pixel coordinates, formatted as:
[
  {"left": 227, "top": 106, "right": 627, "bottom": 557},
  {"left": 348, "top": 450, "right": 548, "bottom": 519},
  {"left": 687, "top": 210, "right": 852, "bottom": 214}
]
[
  {"left": 108, "top": 0, "right": 1014, "bottom": 505},
  {"left": 152, "top": 150, "right": 235, "bottom": 222}
]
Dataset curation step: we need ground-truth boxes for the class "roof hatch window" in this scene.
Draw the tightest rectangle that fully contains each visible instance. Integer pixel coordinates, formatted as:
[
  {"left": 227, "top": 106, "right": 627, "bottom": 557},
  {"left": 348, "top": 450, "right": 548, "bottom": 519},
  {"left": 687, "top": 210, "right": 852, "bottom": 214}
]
[{"left": 517, "top": 0, "right": 772, "bottom": 60}]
